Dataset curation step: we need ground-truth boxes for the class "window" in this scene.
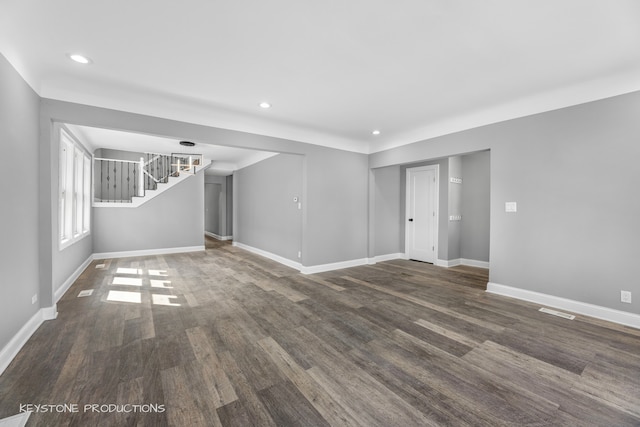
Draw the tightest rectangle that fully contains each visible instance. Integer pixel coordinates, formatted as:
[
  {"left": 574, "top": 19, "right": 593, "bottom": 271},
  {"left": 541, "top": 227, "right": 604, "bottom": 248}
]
[{"left": 59, "top": 128, "right": 91, "bottom": 249}]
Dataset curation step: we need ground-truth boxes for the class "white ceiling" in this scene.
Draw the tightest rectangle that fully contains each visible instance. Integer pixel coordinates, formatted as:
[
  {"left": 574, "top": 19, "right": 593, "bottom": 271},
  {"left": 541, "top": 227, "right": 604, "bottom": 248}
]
[
  {"left": 2, "top": 1, "right": 640, "bottom": 155},
  {"left": 65, "top": 124, "right": 277, "bottom": 175}
]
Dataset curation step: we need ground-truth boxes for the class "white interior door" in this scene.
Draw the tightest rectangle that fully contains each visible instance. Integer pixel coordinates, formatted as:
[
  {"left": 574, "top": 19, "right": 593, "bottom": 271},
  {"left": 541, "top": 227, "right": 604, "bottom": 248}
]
[{"left": 406, "top": 165, "right": 438, "bottom": 263}]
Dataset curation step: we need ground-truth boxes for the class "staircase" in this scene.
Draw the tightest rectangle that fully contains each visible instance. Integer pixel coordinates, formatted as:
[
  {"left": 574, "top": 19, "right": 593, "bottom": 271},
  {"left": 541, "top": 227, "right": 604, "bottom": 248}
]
[{"left": 93, "top": 152, "right": 210, "bottom": 208}]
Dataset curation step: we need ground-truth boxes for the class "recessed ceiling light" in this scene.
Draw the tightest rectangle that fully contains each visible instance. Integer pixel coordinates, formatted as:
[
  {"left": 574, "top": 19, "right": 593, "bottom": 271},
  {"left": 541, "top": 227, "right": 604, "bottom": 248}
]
[
  {"left": 259, "top": 102, "right": 271, "bottom": 109},
  {"left": 372, "top": 130, "right": 381, "bottom": 135},
  {"left": 67, "top": 54, "right": 92, "bottom": 64}
]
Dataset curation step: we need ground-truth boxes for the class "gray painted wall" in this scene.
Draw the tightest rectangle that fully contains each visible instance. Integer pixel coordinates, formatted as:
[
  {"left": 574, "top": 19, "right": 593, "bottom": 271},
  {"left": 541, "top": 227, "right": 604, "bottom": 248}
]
[
  {"left": 235, "top": 154, "right": 303, "bottom": 263},
  {"left": 461, "top": 150, "right": 490, "bottom": 262},
  {"left": 93, "top": 172, "right": 205, "bottom": 253},
  {"left": 0, "top": 54, "right": 41, "bottom": 351},
  {"left": 303, "top": 147, "right": 369, "bottom": 266},
  {"left": 448, "top": 156, "right": 462, "bottom": 260},
  {"left": 226, "top": 175, "right": 233, "bottom": 237},
  {"left": 371, "top": 91, "right": 640, "bottom": 314},
  {"left": 372, "top": 166, "right": 402, "bottom": 257},
  {"left": 94, "top": 148, "right": 143, "bottom": 162}
]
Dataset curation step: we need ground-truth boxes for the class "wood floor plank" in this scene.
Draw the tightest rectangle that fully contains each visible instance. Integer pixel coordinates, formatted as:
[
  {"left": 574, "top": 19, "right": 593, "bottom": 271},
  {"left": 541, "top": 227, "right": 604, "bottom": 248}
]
[
  {"left": 462, "top": 340, "right": 640, "bottom": 425},
  {"left": 342, "top": 275, "right": 506, "bottom": 333},
  {"left": 160, "top": 365, "right": 214, "bottom": 427},
  {"left": 306, "top": 365, "right": 440, "bottom": 427},
  {"left": 300, "top": 274, "right": 346, "bottom": 292},
  {"left": 291, "top": 326, "right": 440, "bottom": 426},
  {"left": 257, "top": 336, "right": 362, "bottom": 427},
  {"left": 216, "top": 351, "right": 277, "bottom": 427},
  {"left": 257, "top": 380, "right": 330, "bottom": 427},
  {"left": 414, "top": 318, "right": 483, "bottom": 348},
  {"left": 366, "top": 334, "right": 559, "bottom": 426},
  {"left": 185, "top": 327, "right": 238, "bottom": 407}
]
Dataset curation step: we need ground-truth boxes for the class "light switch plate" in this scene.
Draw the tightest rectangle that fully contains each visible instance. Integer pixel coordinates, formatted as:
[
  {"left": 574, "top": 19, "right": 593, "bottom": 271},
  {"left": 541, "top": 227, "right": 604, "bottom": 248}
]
[{"left": 505, "top": 202, "right": 517, "bottom": 213}]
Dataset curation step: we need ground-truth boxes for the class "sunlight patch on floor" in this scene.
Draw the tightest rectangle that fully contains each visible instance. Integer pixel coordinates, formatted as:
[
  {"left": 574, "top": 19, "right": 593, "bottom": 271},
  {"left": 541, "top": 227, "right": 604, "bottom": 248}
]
[
  {"left": 107, "top": 290, "right": 141, "bottom": 304},
  {"left": 112, "top": 277, "right": 143, "bottom": 286},
  {"left": 116, "top": 268, "right": 144, "bottom": 275}
]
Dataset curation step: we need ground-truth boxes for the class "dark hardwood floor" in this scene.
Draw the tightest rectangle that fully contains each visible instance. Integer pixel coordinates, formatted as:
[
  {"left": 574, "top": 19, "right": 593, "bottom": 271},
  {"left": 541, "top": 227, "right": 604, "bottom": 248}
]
[{"left": 1, "top": 236, "right": 639, "bottom": 426}]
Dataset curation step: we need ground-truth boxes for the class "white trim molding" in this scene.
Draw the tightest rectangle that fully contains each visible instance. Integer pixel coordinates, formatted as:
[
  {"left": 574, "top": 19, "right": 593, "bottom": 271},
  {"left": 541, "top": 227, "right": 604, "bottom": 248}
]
[
  {"left": 367, "top": 253, "right": 404, "bottom": 265},
  {"left": 0, "top": 307, "right": 57, "bottom": 376},
  {"left": 205, "top": 231, "right": 233, "bottom": 241},
  {"left": 436, "top": 258, "right": 490, "bottom": 269},
  {"left": 232, "top": 242, "right": 373, "bottom": 275},
  {"left": 461, "top": 258, "right": 490, "bottom": 269},
  {"left": 487, "top": 282, "right": 640, "bottom": 330},
  {"left": 436, "top": 259, "right": 458, "bottom": 267},
  {"left": 232, "top": 242, "right": 302, "bottom": 271},
  {"left": 301, "top": 258, "right": 369, "bottom": 275},
  {"left": 93, "top": 246, "right": 205, "bottom": 260},
  {"left": 54, "top": 255, "right": 93, "bottom": 303}
]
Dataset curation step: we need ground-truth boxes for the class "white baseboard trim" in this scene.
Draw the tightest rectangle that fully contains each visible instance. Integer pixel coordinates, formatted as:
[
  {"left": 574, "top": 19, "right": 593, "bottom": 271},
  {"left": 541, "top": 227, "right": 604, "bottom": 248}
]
[
  {"left": 0, "top": 306, "right": 56, "bottom": 376},
  {"left": 367, "top": 253, "right": 404, "bottom": 265},
  {"left": 42, "top": 305, "right": 58, "bottom": 320},
  {"left": 437, "top": 258, "right": 459, "bottom": 267},
  {"left": 205, "top": 231, "right": 232, "bottom": 241},
  {"left": 436, "top": 258, "right": 490, "bottom": 269},
  {"left": 54, "top": 255, "right": 93, "bottom": 303},
  {"left": 301, "top": 258, "right": 369, "bottom": 275},
  {"left": 232, "top": 242, "right": 302, "bottom": 271},
  {"left": 461, "top": 258, "right": 490, "bottom": 269},
  {"left": 487, "top": 282, "right": 640, "bottom": 330},
  {"left": 232, "top": 242, "right": 372, "bottom": 275},
  {"left": 93, "top": 246, "right": 205, "bottom": 260}
]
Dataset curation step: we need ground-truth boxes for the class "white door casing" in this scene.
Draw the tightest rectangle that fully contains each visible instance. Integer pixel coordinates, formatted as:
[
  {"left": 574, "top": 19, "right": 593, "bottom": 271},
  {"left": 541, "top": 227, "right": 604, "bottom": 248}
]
[{"left": 405, "top": 165, "right": 439, "bottom": 263}]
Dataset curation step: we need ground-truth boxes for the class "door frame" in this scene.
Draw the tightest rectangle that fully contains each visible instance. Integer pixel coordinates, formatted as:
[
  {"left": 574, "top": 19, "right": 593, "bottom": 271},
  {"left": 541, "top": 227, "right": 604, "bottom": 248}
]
[{"left": 404, "top": 164, "right": 439, "bottom": 262}]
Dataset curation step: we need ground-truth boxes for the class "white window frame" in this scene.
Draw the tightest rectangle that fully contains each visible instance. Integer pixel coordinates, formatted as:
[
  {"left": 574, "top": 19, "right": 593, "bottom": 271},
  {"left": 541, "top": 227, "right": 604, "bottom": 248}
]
[{"left": 59, "top": 127, "right": 91, "bottom": 250}]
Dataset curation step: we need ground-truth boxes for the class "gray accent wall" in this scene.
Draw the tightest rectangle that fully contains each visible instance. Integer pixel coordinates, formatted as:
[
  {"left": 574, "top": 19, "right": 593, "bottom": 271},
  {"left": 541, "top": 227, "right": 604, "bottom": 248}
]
[
  {"left": 226, "top": 175, "right": 233, "bottom": 237},
  {"left": 448, "top": 156, "right": 463, "bottom": 260},
  {"left": 94, "top": 148, "right": 143, "bottom": 162},
  {"left": 303, "top": 147, "right": 369, "bottom": 266},
  {"left": 461, "top": 150, "right": 490, "bottom": 262},
  {"left": 235, "top": 154, "right": 303, "bottom": 263},
  {"left": 371, "top": 91, "right": 640, "bottom": 314},
  {"left": 0, "top": 54, "right": 41, "bottom": 351},
  {"left": 93, "top": 172, "right": 205, "bottom": 254},
  {"left": 372, "top": 166, "right": 402, "bottom": 257}
]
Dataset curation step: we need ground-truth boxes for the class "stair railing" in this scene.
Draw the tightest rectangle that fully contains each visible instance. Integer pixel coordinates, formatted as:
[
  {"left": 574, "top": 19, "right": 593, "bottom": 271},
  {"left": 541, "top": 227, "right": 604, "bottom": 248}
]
[
  {"left": 93, "top": 158, "right": 142, "bottom": 203},
  {"left": 143, "top": 152, "right": 173, "bottom": 191},
  {"left": 94, "top": 152, "right": 202, "bottom": 203}
]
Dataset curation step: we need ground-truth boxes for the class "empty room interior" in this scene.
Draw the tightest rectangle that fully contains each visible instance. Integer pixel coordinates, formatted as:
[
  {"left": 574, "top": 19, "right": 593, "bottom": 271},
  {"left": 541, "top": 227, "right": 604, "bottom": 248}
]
[{"left": 1, "top": 1, "right": 639, "bottom": 426}]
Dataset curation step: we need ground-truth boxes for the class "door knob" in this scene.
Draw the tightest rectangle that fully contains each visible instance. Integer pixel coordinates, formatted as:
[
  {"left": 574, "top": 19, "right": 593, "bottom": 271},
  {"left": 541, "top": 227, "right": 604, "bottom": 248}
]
[{"left": 408, "top": 218, "right": 414, "bottom": 222}]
